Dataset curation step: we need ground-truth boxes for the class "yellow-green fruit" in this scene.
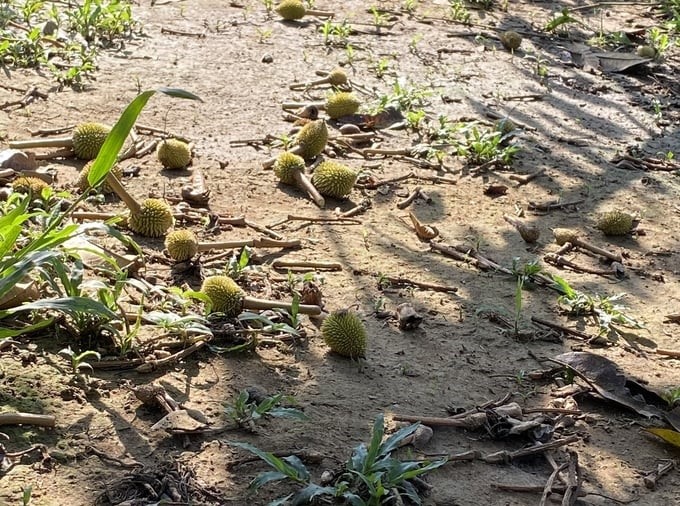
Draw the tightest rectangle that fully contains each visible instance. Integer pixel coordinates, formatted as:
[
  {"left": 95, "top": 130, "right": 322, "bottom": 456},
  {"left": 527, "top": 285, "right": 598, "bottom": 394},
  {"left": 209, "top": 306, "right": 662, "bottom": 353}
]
[
  {"left": 321, "top": 310, "right": 367, "bottom": 358},
  {"left": 596, "top": 210, "right": 634, "bottom": 236},
  {"left": 494, "top": 118, "right": 516, "bottom": 136},
  {"left": 553, "top": 228, "right": 579, "bottom": 246},
  {"left": 636, "top": 45, "right": 656, "bottom": 58},
  {"left": 12, "top": 176, "right": 49, "bottom": 195},
  {"left": 325, "top": 92, "right": 360, "bottom": 119},
  {"left": 165, "top": 229, "right": 199, "bottom": 261},
  {"left": 77, "top": 160, "right": 123, "bottom": 194},
  {"left": 312, "top": 161, "right": 357, "bottom": 198},
  {"left": 128, "top": 198, "right": 174, "bottom": 238},
  {"left": 276, "top": 0, "right": 306, "bottom": 20},
  {"left": 200, "top": 275, "right": 244, "bottom": 316},
  {"left": 274, "top": 152, "right": 306, "bottom": 185},
  {"left": 327, "top": 67, "right": 348, "bottom": 86},
  {"left": 72, "top": 122, "right": 110, "bottom": 160},
  {"left": 294, "top": 119, "right": 328, "bottom": 160},
  {"left": 157, "top": 138, "right": 192, "bottom": 169},
  {"left": 500, "top": 30, "right": 522, "bottom": 51}
]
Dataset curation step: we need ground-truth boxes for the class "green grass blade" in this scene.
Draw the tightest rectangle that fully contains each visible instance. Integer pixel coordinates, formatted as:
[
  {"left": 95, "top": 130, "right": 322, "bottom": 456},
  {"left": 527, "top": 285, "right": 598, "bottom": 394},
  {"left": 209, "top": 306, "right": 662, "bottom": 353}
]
[
  {"left": 0, "top": 250, "right": 59, "bottom": 302},
  {"left": 88, "top": 87, "right": 202, "bottom": 187},
  {"left": 0, "top": 318, "right": 55, "bottom": 339},
  {"left": 0, "top": 296, "right": 119, "bottom": 320}
]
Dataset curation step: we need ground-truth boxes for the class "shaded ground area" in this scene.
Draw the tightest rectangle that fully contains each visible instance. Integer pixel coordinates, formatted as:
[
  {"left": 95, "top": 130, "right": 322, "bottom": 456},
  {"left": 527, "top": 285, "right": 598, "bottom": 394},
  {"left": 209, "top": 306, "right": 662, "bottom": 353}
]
[{"left": 1, "top": 1, "right": 680, "bottom": 505}]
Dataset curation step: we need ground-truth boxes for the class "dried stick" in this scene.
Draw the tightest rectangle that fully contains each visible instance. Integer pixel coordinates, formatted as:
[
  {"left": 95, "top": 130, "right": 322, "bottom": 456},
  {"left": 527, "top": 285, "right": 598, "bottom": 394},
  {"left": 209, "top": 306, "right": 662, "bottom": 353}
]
[
  {"left": 338, "top": 198, "right": 372, "bottom": 218},
  {"left": 643, "top": 460, "right": 676, "bottom": 490},
  {"left": 539, "top": 462, "right": 568, "bottom": 506},
  {"left": 528, "top": 200, "right": 584, "bottom": 212},
  {"left": 396, "top": 186, "right": 421, "bottom": 209},
  {"left": 269, "top": 214, "right": 362, "bottom": 228},
  {"left": 655, "top": 348, "right": 680, "bottom": 359},
  {"left": 272, "top": 260, "right": 343, "bottom": 271},
  {"left": 530, "top": 316, "right": 591, "bottom": 341},
  {"left": 510, "top": 168, "right": 546, "bottom": 186},
  {"left": 0, "top": 412, "right": 56, "bottom": 427},
  {"left": 136, "top": 339, "right": 208, "bottom": 373},
  {"left": 244, "top": 219, "right": 284, "bottom": 240},
  {"left": 544, "top": 253, "right": 615, "bottom": 277},
  {"left": 552, "top": 228, "right": 622, "bottom": 263},
  {"left": 359, "top": 171, "right": 415, "bottom": 189},
  {"left": 381, "top": 276, "right": 458, "bottom": 293}
]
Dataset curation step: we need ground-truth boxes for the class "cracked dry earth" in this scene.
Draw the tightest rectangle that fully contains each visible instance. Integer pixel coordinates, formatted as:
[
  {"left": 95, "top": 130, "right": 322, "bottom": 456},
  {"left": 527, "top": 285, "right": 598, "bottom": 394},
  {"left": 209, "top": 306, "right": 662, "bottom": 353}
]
[{"left": 1, "top": 0, "right": 680, "bottom": 505}]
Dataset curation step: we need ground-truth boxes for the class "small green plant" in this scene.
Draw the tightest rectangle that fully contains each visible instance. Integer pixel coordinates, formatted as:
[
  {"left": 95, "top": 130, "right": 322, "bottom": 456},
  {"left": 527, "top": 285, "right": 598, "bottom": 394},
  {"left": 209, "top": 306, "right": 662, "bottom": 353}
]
[
  {"left": 261, "top": 0, "right": 274, "bottom": 15},
  {"left": 319, "top": 19, "right": 352, "bottom": 46},
  {"left": 369, "top": 6, "right": 388, "bottom": 28},
  {"left": 256, "top": 27, "right": 273, "bottom": 43},
  {"left": 648, "top": 27, "right": 671, "bottom": 55},
  {"left": 371, "top": 57, "right": 390, "bottom": 78},
  {"left": 226, "top": 246, "right": 253, "bottom": 279},
  {"left": 59, "top": 346, "right": 101, "bottom": 376},
  {"left": 231, "top": 414, "right": 446, "bottom": 504},
  {"left": 224, "top": 390, "right": 308, "bottom": 431},
  {"left": 545, "top": 8, "right": 580, "bottom": 35},
  {"left": 551, "top": 274, "right": 645, "bottom": 340},
  {"left": 402, "top": 0, "right": 418, "bottom": 15},
  {"left": 510, "top": 259, "right": 542, "bottom": 336},
  {"left": 449, "top": 0, "right": 471, "bottom": 24},
  {"left": 456, "top": 124, "right": 520, "bottom": 166},
  {"left": 661, "top": 386, "right": 680, "bottom": 408},
  {"left": 22, "top": 485, "right": 32, "bottom": 506}
]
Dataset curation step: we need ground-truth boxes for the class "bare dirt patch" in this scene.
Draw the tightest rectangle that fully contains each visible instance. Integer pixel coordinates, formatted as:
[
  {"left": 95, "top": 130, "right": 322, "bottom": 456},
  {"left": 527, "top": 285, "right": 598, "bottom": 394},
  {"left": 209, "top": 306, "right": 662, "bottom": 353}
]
[{"left": 2, "top": 1, "right": 680, "bottom": 505}]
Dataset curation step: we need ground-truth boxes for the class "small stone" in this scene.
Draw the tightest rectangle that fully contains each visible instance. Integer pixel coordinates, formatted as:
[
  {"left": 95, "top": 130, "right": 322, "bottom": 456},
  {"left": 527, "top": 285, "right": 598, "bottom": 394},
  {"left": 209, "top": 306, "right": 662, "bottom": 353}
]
[
  {"left": 0, "top": 149, "right": 37, "bottom": 171},
  {"left": 261, "top": 53, "right": 273, "bottom": 63}
]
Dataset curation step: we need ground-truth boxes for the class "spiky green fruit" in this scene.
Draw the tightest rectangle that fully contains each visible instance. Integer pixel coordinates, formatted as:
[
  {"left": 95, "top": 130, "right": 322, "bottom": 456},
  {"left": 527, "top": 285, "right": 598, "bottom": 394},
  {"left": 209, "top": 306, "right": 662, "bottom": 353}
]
[
  {"left": 165, "top": 229, "right": 199, "bottom": 261},
  {"left": 312, "top": 161, "right": 357, "bottom": 198},
  {"left": 274, "top": 152, "right": 306, "bottom": 185},
  {"left": 325, "top": 92, "right": 360, "bottom": 119},
  {"left": 128, "top": 198, "right": 174, "bottom": 238},
  {"left": 494, "top": 118, "right": 516, "bottom": 136},
  {"left": 12, "top": 176, "right": 49, "bottom": 195},
  {"left": 553, "top": 228, "right": 579, "bottom": 246},
  {"left": 596, "top": 210, "right": 634, "bottom": 236},
  {"left": 77, "top": 160, "right": 123, "bottom": 194},
  {"left": 275, "top": 0, "right": 306, "bottom": 20},
  {"left": 636, "top": 45, "right": 656, "bottom": 58},
  {"left": 327, "top": 67, "right": 348, "bottom": 86},
  {"left": 321, "top": 310, "right": 367, "bottom": 358},
  {"left": 294, "top": 119, "right": 328, "bottom": 160},
  {"left": 200, "top": 275, "right": 244, "bottom": 316},
  {"left": 500, "top": 30, "right": 522, "bottom": 51},
  {"left": 72, "top": 122, "right": 110, "bottom": 160},
  {"left": 157, "top": 138, "right": 192, "bottom": 169}
]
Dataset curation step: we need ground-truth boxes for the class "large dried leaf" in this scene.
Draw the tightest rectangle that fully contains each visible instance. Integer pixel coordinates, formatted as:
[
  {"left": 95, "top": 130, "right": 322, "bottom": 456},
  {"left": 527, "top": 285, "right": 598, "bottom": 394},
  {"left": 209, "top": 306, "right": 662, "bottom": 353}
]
[{"left": 646, "top": 428, "right": 680, "bottom": 449}]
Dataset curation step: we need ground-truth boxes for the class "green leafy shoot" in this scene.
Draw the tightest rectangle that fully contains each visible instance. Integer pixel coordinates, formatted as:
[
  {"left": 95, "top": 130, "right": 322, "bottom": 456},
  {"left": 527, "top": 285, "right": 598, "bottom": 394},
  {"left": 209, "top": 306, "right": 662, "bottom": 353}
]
[{"left": 224, "top": 390, "right": 308, "bottom": 431}]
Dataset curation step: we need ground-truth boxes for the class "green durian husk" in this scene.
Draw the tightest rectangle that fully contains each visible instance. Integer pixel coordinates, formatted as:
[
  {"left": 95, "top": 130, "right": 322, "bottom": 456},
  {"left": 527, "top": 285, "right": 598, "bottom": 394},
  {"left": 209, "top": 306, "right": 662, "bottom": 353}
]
[
  {"left": 321, "top": 310, "right": 367, "bottom": 358},
  {"left": 157, "top": 138, "right": 192, "bottom": 169},
  {"left": 312, "top": 161, "right": 357, "bottom": 198},
  {"left": 294, "top": 119, "right": 328, "bottom": 160},
  {"left": 596, "top": 210, "right": 634, "bottom": 236},
  {"left": 274, "top": 152, "right": 306, "bottom": 185},
  {"left": 128, "top": 198, "right": 174, "bottom": 238},
  {"left": 500, "top": 30, "right": 522, "bottom": 51},
  {"left": 327, "top": 68, "right": 348, "bottom": 86},
  {"left": 12, "top": 176, "right": 49, "bottom": 195},
  {"left": 325, "top": 92, "right": 360, "bottom": 119},
  {"left": 77, "top": 161, "right": 123, "bottom": 194},
  {"left": 165, "top": 229, "right": 199, "bottom": 261},
  {"left": 200, "top": 275, "right": 244, "bottom": 316},
  {"left": 72, "top": 122, "right": 110, "bottom": 160},
  {"left": 275, "top": 0, "right": 306, "bottom": 20}
]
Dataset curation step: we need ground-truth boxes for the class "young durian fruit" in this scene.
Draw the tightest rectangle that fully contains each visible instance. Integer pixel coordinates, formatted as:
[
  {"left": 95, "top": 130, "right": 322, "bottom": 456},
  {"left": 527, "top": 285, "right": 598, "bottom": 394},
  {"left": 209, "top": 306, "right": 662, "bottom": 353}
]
[
  {"left": 311, "top": 161, "right": 357, "bottom": 199},
  {"left": 290, "top": 67, "right": 349, "bottom": 91},
  {"left": 77, "top": 160, "right": 123, "bottom": 194},
  {"left": 156, "top": 138, "right": 192, "bottom": 169},
  {"left": 9, "top": 122, "right": 111, "bottom": 160},
  {"left": 12, "top": 176, "right": 49, "bottom": 195},
  {"left": 274, "top": 152, "right": 325, "bottom": 208},
  {"left": 324, "top": 92, "right": 361, "bottom": 119},
  {"left": 262, "top": 120, "right": 328, "bottom": 169},
  {"left": 164, "top": 229, "right": 301, "bottom": 262},
  {"left": 104, "top": 173, "right": 174, "bottom": 238},
  {"left": 596, "top": 210, "right": 634, "bottom": 236},
  {"left": 321, "top": 310, "right": 367, "bottom": 358},
  {"left": 275, "top": 0, "right": 333, "bottom": 20},
  {"left": 500, "top": 30, "right": 522, "bottom": 51},
  {"left": 200, "top": 275, "right": 322, "bottom": 317}
]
